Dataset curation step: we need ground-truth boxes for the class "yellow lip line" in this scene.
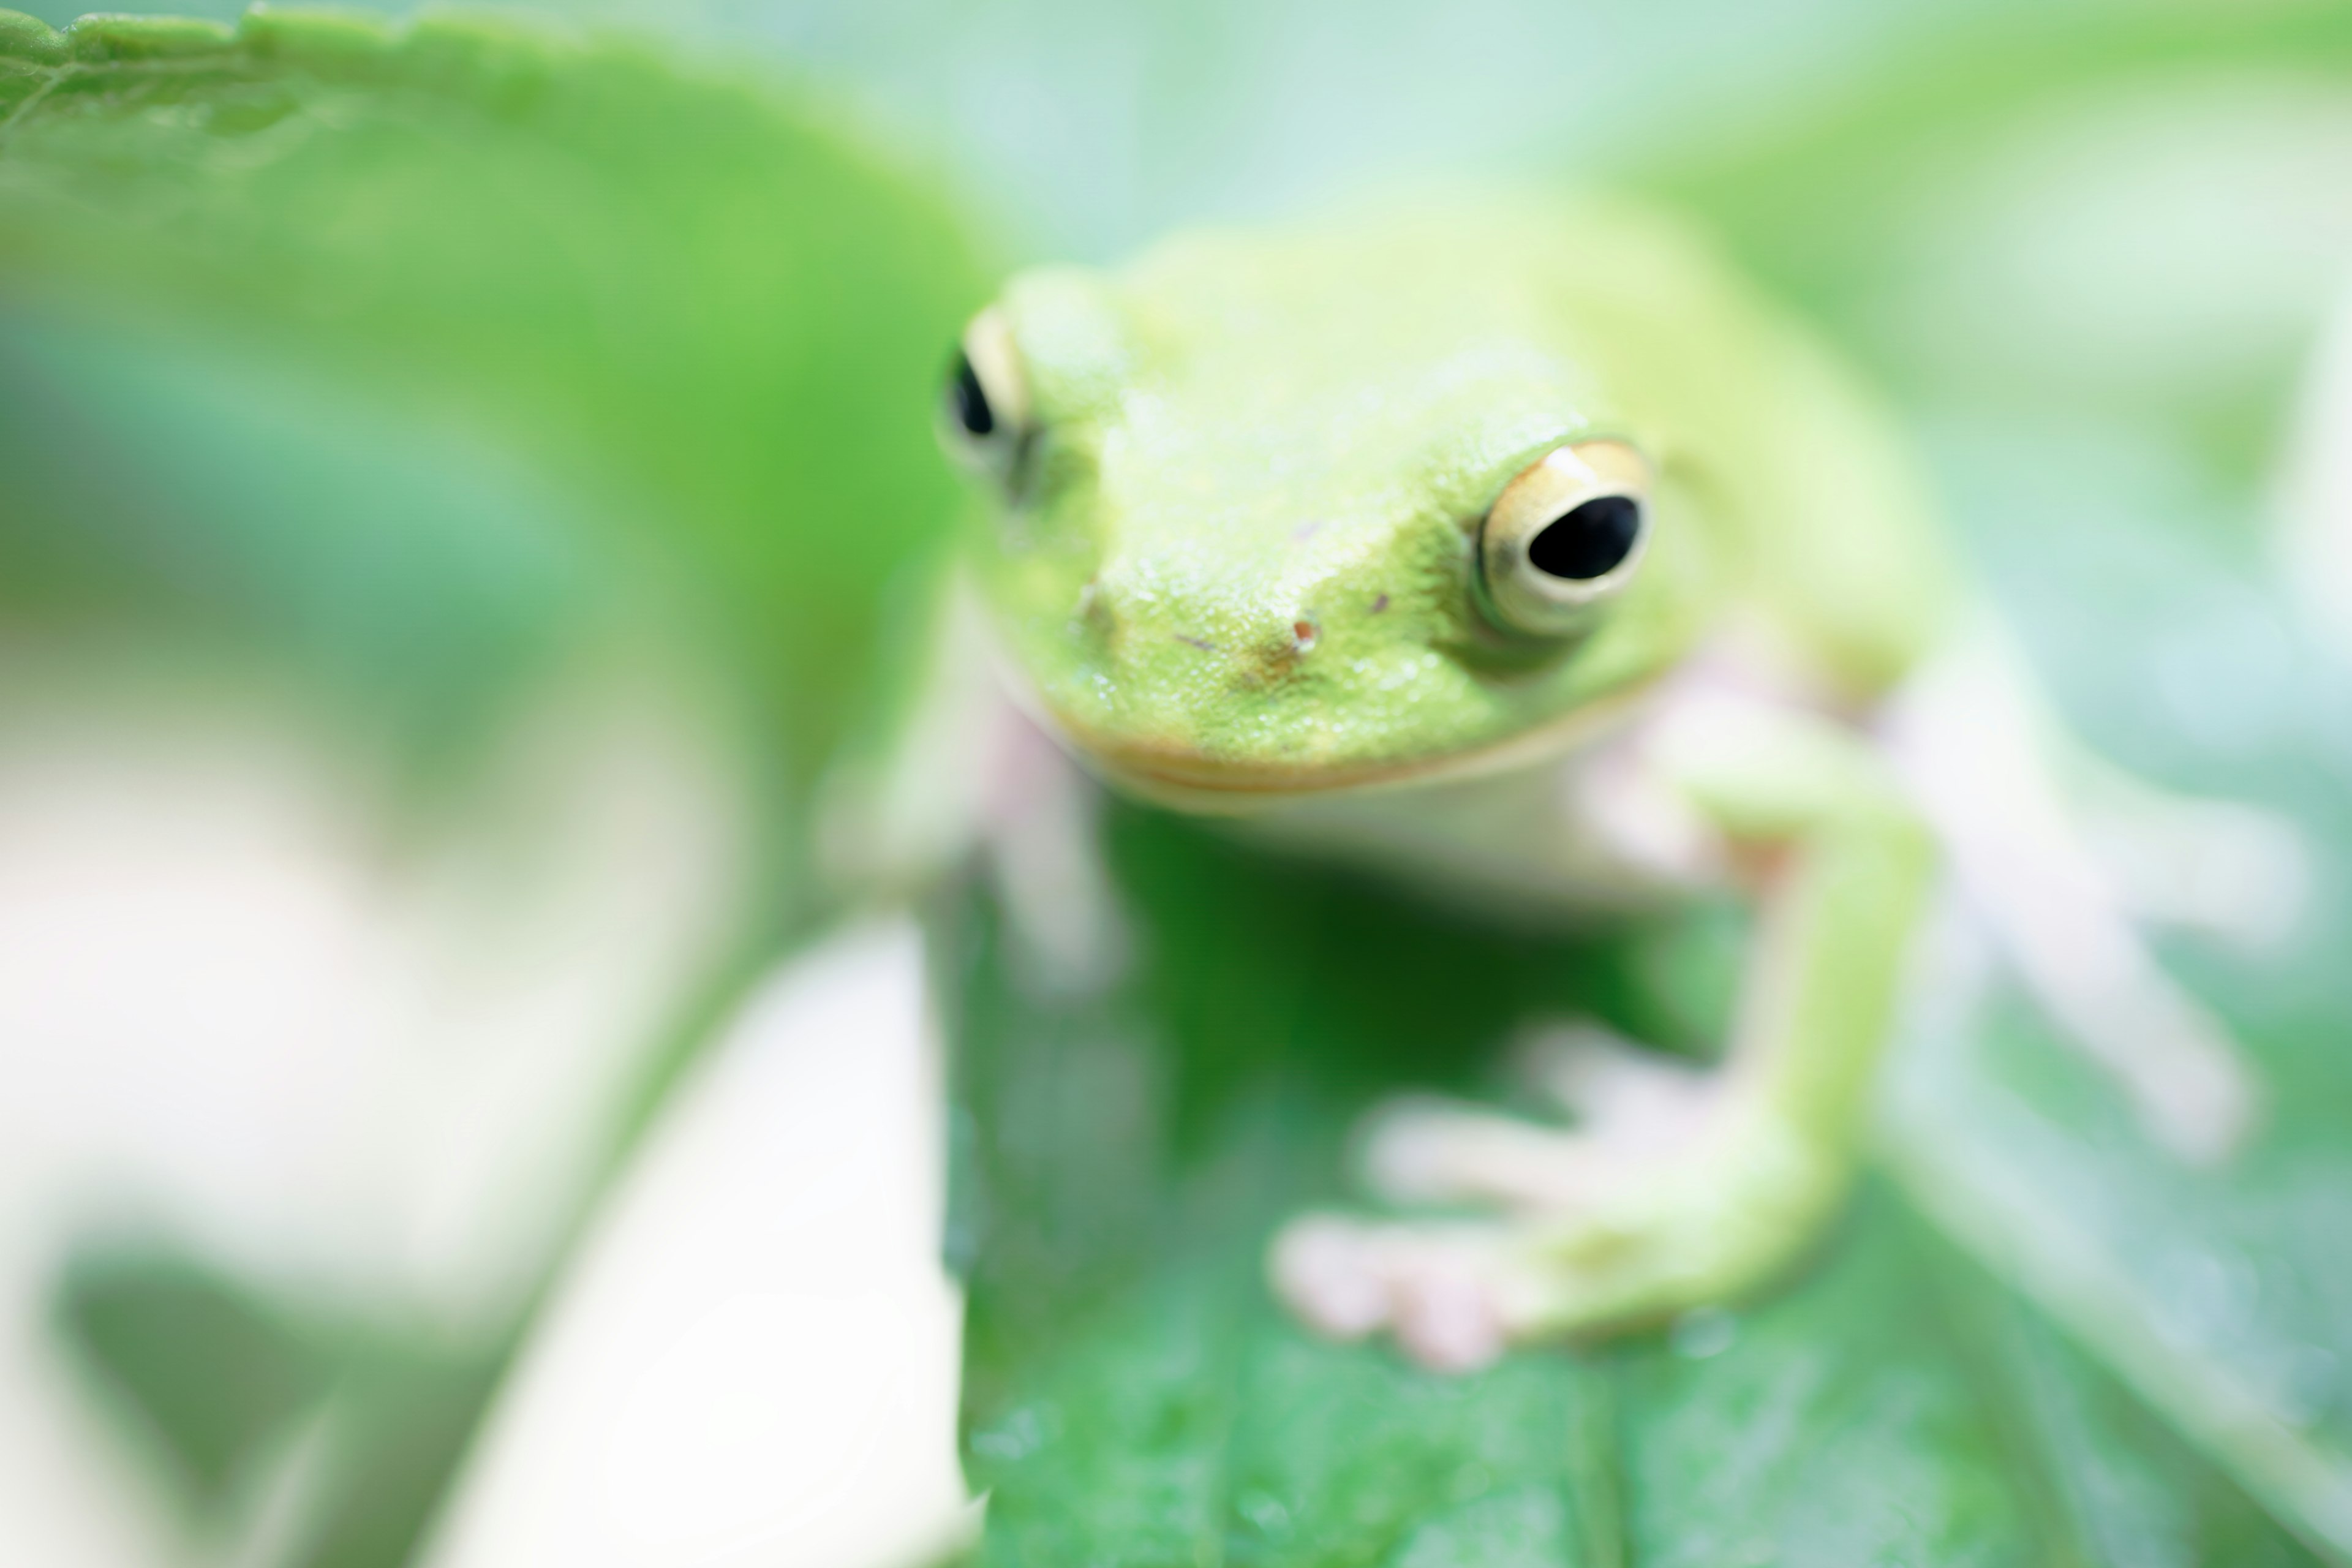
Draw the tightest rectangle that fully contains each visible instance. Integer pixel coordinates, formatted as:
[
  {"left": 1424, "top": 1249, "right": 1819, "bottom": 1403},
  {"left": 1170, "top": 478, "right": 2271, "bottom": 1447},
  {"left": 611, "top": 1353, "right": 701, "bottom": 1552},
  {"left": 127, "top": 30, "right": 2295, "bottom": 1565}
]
[{"left": 1044, "top": 678, "right": 1662, "bottom": 815}]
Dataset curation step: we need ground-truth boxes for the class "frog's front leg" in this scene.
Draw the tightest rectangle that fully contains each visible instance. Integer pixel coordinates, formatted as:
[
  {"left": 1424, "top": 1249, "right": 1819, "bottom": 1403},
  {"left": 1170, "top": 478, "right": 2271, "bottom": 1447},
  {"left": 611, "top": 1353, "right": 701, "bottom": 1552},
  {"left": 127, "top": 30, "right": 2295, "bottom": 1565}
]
[{"left": 1272, "top": 695, "right": 1936, "bottom": 1370}]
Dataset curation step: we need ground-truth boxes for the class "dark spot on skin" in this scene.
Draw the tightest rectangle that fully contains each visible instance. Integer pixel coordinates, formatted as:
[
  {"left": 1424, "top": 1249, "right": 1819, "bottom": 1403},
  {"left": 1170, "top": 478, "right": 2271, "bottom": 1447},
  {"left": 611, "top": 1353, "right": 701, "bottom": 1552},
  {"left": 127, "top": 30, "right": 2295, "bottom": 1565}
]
[
  {"left": 1175, "top": 633, "right": 1218, "bottom": 652},
  {"left": 1370, "top": 593, "right": 1390, "bottom": 614},
  {"left": 1292, "top": 618, "right": 1318, "bottom": 653}
]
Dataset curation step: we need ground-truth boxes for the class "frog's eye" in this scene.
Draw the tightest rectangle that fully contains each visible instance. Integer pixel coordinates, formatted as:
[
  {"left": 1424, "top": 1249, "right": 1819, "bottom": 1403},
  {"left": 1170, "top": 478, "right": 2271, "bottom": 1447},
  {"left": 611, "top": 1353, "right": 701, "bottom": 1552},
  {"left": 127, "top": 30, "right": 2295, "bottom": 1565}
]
[
  {"left": 940, "top": 306, "right": 1031, "bottom": 481},
  {"left": 1477, "top": 439, "right": 1651, "bottom": 637}
]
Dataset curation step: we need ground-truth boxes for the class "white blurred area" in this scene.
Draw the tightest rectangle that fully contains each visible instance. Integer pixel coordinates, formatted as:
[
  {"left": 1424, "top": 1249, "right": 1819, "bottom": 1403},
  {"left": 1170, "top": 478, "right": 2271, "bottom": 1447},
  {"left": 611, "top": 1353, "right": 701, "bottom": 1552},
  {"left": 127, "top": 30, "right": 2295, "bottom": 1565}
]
[
  {"left": 424, "top": 921, "right": 970, "bottom": 1568},
  {"left": 0, "top": 656, "right": 752, "bottom": 1565}
]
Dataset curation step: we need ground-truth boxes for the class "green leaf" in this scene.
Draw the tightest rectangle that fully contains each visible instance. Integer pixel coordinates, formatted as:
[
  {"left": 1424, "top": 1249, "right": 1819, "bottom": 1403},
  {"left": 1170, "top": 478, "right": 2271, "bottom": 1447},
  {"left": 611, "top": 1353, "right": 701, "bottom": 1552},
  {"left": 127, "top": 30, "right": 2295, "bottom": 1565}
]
[
  {"left": 56, "top": 1244, "right": 334, "bottom": 1509},
  {"left": 0, "top": 13, "right": 993, "bottom": 1564},
  {"left": 55, "top": 1239, "right": 503, "bottom": 1568},
  {"left": 0, "top": 4, "right": 990, "bottom": 793},
  {"left": 1637, "top": 8, "right": 2352, "bottom": 485},
  {"left": 0, "top": 298, "right": 592, "bottom": 764},
  {"left": 944, "top": 808, "right": 2330, "bottom": 1566}
]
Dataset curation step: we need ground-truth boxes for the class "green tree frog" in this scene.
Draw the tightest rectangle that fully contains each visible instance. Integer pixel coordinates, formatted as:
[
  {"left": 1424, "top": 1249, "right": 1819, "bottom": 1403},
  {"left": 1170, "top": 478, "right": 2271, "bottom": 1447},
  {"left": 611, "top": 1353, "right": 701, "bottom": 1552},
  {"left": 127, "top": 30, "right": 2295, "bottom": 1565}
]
[{"left": 906, "top": 192, "right": 2283, "bottom": 1371}]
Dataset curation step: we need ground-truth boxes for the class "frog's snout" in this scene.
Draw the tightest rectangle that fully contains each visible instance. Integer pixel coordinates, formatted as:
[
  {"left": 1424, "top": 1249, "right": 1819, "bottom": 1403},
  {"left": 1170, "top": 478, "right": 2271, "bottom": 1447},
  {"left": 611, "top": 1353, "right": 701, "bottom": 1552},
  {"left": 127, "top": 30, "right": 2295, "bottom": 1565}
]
[
  {"left": 1081, "top": 568, "right": 1322, "bottom": 697},
  {"left": 1034, "top": 562, "right": 1468, "bottom": 797}
]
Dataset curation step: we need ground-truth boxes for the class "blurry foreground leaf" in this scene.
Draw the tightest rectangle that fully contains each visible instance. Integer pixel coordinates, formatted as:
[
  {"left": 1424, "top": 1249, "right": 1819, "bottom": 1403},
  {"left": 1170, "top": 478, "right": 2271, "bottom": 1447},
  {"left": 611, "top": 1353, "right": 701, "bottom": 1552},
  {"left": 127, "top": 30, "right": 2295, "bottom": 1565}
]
[
  {"left": 0, "top": 2, "right": 987, "bottom": 802},
  {"left": 57, "top": 1242, "right": 500, "bottom": 1568},
  {"left": 59, "top": 1246, "right": 332, "bottom": 1510},
  {"left": 0, "top": 299, "right": 592, "bottom": 764},
  {"left": 0, "top": 9, "right": 989, "bottom": 1564}
]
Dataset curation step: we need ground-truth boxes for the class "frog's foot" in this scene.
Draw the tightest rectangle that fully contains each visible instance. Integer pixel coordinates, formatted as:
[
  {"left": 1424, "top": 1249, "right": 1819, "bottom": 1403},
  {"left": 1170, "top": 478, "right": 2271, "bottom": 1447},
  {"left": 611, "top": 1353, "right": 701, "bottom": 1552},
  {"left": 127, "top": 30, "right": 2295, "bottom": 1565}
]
[
  {"left": 1518, "top": 1020, "right": 1719, "bottom": 1153},
  {"left": 1277, "top": 1108, "right": 1841, "bottom": 1371},
  {"left": 1357, "top": 1022, "right": 1714, "bottom": 1212},
  {"left": 1357, "top": 1100, "right": 1632, "bottom": 1214},
  {"left": 1271, "top": 1216, "right": 1551, "bottom": 1371}
]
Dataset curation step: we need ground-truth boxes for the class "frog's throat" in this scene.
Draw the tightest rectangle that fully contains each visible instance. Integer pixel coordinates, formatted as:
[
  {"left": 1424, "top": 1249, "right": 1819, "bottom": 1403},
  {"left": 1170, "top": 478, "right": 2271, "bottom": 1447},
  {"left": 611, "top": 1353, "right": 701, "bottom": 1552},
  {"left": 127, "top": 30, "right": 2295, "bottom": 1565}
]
[{"left": 1011, "top": 676, "right": 1660, "bottom": 817}]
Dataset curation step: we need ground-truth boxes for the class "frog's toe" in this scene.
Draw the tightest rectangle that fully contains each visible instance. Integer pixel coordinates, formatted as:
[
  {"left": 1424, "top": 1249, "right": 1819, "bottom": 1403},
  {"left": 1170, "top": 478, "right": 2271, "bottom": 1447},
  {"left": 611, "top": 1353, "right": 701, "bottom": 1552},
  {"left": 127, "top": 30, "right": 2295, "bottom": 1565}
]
[
  {"left": 1270, "top": 1205, "right": 1757, "bottom": 1368},
  {"left": 1270, "top": 1216, "right": 1532, "bottom": 1371},
  {"left": 1389, "top": 1243, "right": 1513, "bottom": 1372},
  {"left": 1355, "top": 1031, "right": 1721, "bottom": 1213},
  {"left": 1517, "top": 1020, "right": 1718, "bottom": 1148},
  {"left": 1357, "top": 1097, "right": 1624, "bottom": 1211},
  {"left": 1276, "top": 1114, "right": 1849, "bottom": 1366},
  {"left": 1270, "top": 1214, "right": 1393, "bottom": 1340}
]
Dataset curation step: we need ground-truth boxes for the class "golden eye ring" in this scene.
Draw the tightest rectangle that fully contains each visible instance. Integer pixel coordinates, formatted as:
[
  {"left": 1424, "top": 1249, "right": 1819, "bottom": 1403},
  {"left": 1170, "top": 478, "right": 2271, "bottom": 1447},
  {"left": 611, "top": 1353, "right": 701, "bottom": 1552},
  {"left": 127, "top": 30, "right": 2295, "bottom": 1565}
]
[{"left": 1477, "top": 439, "right": 1651, "bottom": 637}]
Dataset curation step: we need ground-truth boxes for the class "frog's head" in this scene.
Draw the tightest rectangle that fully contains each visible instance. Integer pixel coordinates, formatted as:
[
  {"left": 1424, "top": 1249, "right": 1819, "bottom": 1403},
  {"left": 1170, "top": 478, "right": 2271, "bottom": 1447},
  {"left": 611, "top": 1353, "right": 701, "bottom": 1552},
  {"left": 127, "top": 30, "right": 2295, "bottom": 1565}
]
[{"left": 940, "top": 206, "right": 1724, "bottom": 807}]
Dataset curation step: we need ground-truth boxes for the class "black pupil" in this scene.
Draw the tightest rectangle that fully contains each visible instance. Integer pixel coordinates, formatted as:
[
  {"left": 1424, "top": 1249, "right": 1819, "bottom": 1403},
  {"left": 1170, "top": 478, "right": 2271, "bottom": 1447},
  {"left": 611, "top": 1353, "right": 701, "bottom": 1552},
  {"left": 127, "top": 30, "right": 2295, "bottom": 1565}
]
[
  {"left": 1527, "top": 495, "right": 1641, "bottom": 580},
  {"left": 949, "top": 352, "right": 995, "bottom": 437}
]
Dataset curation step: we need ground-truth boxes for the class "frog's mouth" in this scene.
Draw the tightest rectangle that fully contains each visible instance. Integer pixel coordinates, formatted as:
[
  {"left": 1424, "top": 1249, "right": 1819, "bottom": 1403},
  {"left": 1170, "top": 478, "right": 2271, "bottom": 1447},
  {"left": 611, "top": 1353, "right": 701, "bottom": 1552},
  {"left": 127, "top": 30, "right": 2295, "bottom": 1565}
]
[
  {"left": 1036, "top": 692, "right": 1652, "bottom": 816},
  {"left": 1072, "top": 734, "right": 1453, "bottom": 813}
]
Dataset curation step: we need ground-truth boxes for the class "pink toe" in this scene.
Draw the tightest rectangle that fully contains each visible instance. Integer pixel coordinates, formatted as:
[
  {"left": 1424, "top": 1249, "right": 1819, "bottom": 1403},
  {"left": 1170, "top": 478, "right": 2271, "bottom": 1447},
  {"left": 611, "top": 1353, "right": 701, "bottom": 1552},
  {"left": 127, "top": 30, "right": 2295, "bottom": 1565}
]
[
  {"left": 1271, "top": 1218, "right": 1390, "bottom": 1340},
  {"left": 1395, "top": 1268, "right": 1506, "bottom": 1374}
]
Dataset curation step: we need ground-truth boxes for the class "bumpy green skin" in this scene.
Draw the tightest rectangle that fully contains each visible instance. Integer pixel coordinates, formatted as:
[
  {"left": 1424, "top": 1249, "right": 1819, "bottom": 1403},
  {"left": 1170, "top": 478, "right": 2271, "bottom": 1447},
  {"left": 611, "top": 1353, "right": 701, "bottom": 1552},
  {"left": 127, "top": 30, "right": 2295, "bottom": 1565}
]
[{"left": 972, "top": 194, "right": 1960, "bottom": 796}]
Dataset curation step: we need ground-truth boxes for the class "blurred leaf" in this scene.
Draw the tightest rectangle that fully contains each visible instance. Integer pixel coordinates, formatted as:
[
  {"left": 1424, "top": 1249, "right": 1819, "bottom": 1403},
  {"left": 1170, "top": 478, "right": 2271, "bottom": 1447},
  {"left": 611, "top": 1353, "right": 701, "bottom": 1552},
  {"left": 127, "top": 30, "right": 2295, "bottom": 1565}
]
[
  {"left": 0, "top": 300, "right": 593, "bottom": 764},
  {"left": 293, "top": 1345, "right": 502, "bottom": 1568},
  {"left": 0, "top": 12, "right": 993, "bottom": 1564},
  {"left": 58, "top": 1245, "right": 333, "bottom": 1509},
  {"left": 1636, "top": 7, "right": 2352, "bottom": 484},
  {"left": 0, "top": 3, "right": 990, "bottom": 797},
  {"left": 56, "top": 1241, "right": 502, "bottom": 1568}
]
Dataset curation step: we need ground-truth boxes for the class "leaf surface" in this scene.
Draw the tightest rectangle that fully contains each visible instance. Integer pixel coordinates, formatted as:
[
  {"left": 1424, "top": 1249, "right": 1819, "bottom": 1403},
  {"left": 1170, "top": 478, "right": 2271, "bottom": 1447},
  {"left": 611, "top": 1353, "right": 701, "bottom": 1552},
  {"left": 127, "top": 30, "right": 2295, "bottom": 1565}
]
[{"left": 945, "top": 807, "right": 2330, "bottom": 1565}]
